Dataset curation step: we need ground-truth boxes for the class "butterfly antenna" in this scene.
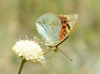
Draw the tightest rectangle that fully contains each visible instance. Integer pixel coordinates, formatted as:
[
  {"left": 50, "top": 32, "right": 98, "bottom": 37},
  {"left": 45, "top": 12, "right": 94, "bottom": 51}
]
[{"left": 58, "top": 49, "right": 73, "bottom": 62}]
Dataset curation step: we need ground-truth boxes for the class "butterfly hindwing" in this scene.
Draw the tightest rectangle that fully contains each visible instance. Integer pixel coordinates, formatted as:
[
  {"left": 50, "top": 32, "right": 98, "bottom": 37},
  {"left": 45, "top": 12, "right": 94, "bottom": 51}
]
[{"left": 57, "top": 14, "right": 78, "bottom": 45}]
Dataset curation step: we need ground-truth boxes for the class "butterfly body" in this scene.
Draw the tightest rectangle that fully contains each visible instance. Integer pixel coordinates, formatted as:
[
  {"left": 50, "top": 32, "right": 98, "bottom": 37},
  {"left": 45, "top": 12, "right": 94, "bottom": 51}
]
[{"left": 36, "top": 13, "right": 78, "bottom": 52}]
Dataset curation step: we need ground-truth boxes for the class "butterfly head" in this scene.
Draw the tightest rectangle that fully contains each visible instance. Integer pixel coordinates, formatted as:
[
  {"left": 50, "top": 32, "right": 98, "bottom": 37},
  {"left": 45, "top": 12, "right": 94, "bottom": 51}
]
[{"left": 45, "top": 41, "right": 58, "bottom": 52}]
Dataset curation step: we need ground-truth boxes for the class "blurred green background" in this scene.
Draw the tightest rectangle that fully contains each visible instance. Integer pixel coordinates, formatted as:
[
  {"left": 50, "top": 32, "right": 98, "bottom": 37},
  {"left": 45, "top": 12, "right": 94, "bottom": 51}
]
[{"left": 0, "top": 0, "right": 100, "bottom": 74}]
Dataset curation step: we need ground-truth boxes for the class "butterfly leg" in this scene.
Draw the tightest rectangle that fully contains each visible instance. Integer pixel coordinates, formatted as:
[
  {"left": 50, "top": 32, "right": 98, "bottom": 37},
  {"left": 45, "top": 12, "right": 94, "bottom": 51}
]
[
  {"left": 43, "top": 47, "right": 51, "bottom": 55},
  {"left": 43, "top": 47, "right": 56, "bottom": 59}
]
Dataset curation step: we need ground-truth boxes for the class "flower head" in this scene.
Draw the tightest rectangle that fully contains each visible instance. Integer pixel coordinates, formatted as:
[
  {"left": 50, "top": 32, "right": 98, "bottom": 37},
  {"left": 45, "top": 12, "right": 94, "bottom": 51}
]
[{"left": 12, "top": 39, "right": 45, "bottom": 65}]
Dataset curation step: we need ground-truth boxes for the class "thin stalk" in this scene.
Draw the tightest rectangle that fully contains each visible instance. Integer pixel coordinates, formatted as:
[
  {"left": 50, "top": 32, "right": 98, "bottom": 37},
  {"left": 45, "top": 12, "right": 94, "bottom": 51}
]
[{"left": 18, "top": 60, "right": 26, "bottom": 74}]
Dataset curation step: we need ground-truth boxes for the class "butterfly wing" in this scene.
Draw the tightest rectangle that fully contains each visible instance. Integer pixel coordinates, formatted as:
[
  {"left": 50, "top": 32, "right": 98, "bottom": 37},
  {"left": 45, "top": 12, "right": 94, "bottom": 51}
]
[
  {"left": 36, "top": 13, "right": 62, "bottom": 45},
  {"left": 56, "top": 14, "right": 78, "bottom": 45}
]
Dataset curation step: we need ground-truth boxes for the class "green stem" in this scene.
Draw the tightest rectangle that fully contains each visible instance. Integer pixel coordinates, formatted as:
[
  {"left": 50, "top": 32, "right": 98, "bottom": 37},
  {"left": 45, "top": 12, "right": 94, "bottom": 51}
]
[{"left": 18, "top": 60, "right": 26, "bottom": 74}]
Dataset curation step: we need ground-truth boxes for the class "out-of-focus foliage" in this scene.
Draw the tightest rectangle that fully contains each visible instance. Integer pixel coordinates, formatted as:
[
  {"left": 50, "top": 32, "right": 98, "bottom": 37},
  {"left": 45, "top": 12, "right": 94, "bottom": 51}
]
[{"left": 0, "top": 0, "right": 100, "bottom": 74}]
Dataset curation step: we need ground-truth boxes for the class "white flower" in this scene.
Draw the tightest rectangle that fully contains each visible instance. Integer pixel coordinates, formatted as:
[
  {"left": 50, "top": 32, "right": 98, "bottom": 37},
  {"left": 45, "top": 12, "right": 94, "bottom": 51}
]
[{"left": 12, "top": 39, "right": 46, "bottom": 65}]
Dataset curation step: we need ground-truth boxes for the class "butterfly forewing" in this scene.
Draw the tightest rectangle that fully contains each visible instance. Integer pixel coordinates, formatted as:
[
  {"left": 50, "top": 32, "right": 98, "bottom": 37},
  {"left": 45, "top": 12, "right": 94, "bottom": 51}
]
[{"left": 36, "top": 13, "right": 62, "bottom": 45}]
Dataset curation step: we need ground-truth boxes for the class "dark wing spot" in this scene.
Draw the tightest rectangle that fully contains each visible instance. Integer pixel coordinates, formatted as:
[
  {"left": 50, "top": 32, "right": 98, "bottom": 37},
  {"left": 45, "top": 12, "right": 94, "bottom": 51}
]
[
  {"left": 66, "top": 24, "right": 69, "bottom": 26},
  {"left": 64, "top": 34, "right": 66, "bottom": 36},
  {"left": 68, "top": 26, "right": 71, "bottom": 30},
  {"left": 66, "top": 24, "right": 71, "bottom": 30},
  {"left": 63, "top": 30, "right": 66, "bottom": 32},
  {"left": 63, "top": 30, "right": 67, "bottom": 34},
  {"left": 62, "top": 26, "right": 66, "bottom": 29},
  {"left": 64, "top": 20, "right": 66, "bottom": 24},
  {"left": 61, "top": 20, "right": 63, "bottom": 24}
]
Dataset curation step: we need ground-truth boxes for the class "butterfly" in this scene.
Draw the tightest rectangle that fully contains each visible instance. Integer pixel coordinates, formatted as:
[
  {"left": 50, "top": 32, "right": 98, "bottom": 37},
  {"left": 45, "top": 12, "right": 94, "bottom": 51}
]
[{"left": 36, "top": 13, "right": 78, "bottom": 60}]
